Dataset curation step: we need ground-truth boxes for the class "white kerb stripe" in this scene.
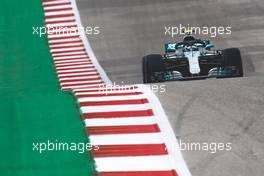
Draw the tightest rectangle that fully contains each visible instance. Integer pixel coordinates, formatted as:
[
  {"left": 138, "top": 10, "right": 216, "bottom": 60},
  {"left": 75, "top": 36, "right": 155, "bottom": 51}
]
[
  {"left": 75, "top": 88, "right": 140, "bottom": 95},
  {"left": 57, "top": 68, "right": 96, "bottom": 73},
  {"left": 53, "top": 53, "right": 88, "bottom": 61},
  {"left": 84, "top": 116, "right": 156, "bottom": 127},
  {"left": 60, "top": 76, "right": 100, "bottom": 81},
  {"left": 61, "top": 80, "right": 102, "bottom": 86},
  {"left": 62, "top": 84, "right": 104, "bottom": 90},
  {"left": 46, "top": 22, "right": 77, "bottom": 28},
  {"left": 45, "top": 17, "right": 75, "bottom": 23},
  {"left": 80, "top": 104, "right": 151, "bottom": 113},
  {"left": 48, "top": 37, "right": 81, "bottom": 44},
  {"left": 51, "top": 47, "right": 85, "bottom": 53},
  {"left": 77, "top": 94, "right": 146, "bottom": 102},
  {"left": 73, "top": 85, "right": 138, "bottom": 92},
  {"left": 53, "top": 51, "right": 86, "bottom": 57},
  {"left": 89, "top": 133, "right": 164, "bottom": 145},
  {"left": 58, "top": 71, "right": 98, "bottom": 77},
  {"left": 50, "top": 42, "right": 83, "bottom": 48},
  {"left": 45, "top": 11, "right": 74, "bottom": 16},
  {"left": 44, "top": 5, "right": 72, "bottom": 10},
  {"left": 43, "top": 0, "right": 70, "bottom": 6},
  {"left": 53, "top": 55, "right": 88, "bottom": 60},
  {"left": 95, "top": 156, "right": 174, "bottom": 172},
  {"left": 55, "top": 60, "right": 91, "bottom": 66},
  {"left": 53, "top": 51, "right": 86, "bottom": 56},
  {"left": 54, "top": 57, "right": 89, "bottom": 63},
  {"left": 56, "top": 64, "right": 92, "bottom": 70}
]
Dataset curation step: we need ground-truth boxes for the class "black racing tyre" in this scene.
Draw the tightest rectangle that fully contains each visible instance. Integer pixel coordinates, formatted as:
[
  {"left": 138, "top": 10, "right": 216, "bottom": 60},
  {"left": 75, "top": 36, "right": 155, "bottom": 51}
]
[
  {"left": 223, "top": 48, "right": 243, "bottom": 77},
  {"left": 142, "top": 54, "right": 164, "bottom": 83}
]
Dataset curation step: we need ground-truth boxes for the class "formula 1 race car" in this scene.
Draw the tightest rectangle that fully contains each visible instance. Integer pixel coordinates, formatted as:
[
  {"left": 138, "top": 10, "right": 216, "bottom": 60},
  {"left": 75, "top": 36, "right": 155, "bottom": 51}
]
[{"left": 142, "top": 35, "right": 243, "bottom": 83}]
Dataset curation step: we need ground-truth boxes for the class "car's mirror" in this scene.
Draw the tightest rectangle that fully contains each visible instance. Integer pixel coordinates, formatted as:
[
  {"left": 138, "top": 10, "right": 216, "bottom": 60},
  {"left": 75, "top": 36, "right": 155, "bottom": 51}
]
[
  {"left": 165, "top": 43, "right": 176, "bottom": 53},
  {"left": 205, "top": 44, "right": 214, "bottom": 49}
]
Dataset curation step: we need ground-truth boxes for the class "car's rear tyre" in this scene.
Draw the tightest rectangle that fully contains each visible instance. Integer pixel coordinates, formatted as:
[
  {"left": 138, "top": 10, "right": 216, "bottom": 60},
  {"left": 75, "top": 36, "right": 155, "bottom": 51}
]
[
  {"left": 142, "top": 54, "right": 164, "bottom": 83},
  {"left": 223, "top": 48, "right": 243, "bottom": 77}
]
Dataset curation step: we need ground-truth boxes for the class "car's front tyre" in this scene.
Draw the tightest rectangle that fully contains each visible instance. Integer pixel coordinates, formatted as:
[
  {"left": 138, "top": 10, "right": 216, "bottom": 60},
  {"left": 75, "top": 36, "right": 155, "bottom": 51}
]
[
  {"left": 142, "top": 54, "right": 165, "bottom": 83},
  {"left": 223, "top": 48, "right": 243, "bottom": 77}
]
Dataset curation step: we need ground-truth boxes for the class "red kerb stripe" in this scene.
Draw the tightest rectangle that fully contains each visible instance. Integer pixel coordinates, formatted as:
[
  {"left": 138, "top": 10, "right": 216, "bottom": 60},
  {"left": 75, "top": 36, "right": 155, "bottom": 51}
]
[
  {"left": 45, "top": 13, "right": 74, "bottom": 19},
  {"left": 57, "top": 70, "right": 96, "bottom": 75},
  {"left": 61, "top": 81, "right": 104, "bottom": 87},
  {"left": 49, "top": 40, "right": 82, "bottom": 46},
  {"left": 80, "top": 99, "right": 148, "bottom": 106},
  {"left": 60, "top": 77, "right": 101, "bottom": 83},
  {"left": 54, "top": 57, "right": 90, "bottom": 62},
  {"left": 78, "top": 92, "right": 142, "bottom": 98},
  {"left": 50, "top": 44, "right": 84, "bottom": 50},
  {"left": 87, "top": 124, "right": 160, "bottom": 134},
  {"left": 83, "top": 109, "right": 154, "bottom": 119},
  {"left": 59, "top": 73, "right": 99, "bottom": 79},
  {"left": 55, "top": 62, "right": 92, "bottom": 67},
  {"left": 74, "top": 86, "right": 138, "bottom": 93},
  {"left": 53, "top": 53, "right": 87, "bottom": 58},
  {"left": 48, "top": 35, "right": 80, "bottom": 40},
  {"left": 45, "top": 8, "right": 73, "bottom": 13}
]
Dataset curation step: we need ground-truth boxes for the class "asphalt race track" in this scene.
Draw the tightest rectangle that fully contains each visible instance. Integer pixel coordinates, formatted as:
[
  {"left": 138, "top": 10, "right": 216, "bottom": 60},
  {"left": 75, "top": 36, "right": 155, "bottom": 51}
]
[{"left": 77, "top": 0, "right": 264, "bottom": 175}]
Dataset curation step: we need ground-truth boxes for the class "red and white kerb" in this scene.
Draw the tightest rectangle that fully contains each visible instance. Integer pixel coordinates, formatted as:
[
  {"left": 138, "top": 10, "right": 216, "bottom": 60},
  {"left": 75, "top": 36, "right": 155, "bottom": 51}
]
[{"left": 42, "top": 0, "right": 191, "bottom": 175}]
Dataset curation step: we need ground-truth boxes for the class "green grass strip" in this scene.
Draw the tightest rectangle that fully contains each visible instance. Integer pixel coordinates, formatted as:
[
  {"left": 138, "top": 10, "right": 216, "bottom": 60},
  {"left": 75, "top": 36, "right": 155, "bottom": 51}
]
[{"left": 0, "top": 0, "right": 96, "bottom": 175}]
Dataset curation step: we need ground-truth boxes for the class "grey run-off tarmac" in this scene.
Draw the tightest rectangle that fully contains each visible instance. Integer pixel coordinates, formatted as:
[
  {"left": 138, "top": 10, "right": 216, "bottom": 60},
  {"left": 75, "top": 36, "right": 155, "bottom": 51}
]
[{"left": 77, "top": 0, "right": 264, "bottom": 175}]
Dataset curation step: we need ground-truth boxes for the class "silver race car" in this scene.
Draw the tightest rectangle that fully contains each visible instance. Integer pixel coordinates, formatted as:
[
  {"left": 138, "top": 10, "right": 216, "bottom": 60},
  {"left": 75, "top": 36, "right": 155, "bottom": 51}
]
[{"left": 142, "top": 35, "right": 243, "bottom": 83}]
